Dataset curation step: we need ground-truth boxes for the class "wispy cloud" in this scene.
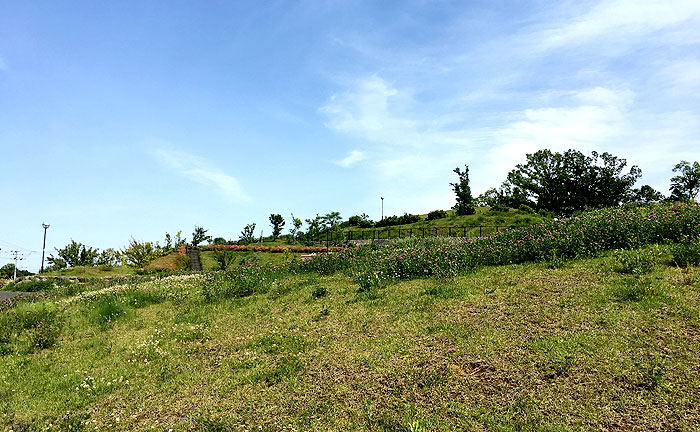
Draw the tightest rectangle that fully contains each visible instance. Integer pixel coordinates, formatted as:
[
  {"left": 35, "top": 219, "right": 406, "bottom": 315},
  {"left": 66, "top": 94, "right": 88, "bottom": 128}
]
[
  {"left": 541, "top": 0, "right": 700, "bottom": 49},
  {"left": 152, "top": 147, "right": 250, "bottom": 203},
  {"left": 334, "top": 150, "right": 365, "bottom": 168},
  {"left": 320, "top": 76, "right": 476, "bottom": 211}
]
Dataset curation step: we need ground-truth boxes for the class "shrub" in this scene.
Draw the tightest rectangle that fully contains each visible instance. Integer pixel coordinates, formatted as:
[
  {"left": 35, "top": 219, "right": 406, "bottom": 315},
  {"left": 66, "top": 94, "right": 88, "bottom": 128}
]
[
  {"left": 427, "top": 210, "right": 448, "bottom": 221},
  {"left": 612, "top": 247, "right": 660, "bottom": 275},
  {"left": 670, "top": 239, "right": 700, "bottom": 267},
  {"left": 518, "top": 204, "right": 535, "bottom": 214},
  {"left": 490, "top": 203, "right": 510, "bottom": 213}
]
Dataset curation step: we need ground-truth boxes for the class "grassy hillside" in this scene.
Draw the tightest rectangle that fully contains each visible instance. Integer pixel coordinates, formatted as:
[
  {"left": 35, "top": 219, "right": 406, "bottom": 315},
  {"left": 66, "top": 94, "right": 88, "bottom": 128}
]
[
  {"left": 344, "top": 207, "right": 545, "bottom": 240},
  {"left": 2, "top": 203, "right": 699, "bottom": 430},
  {"left": 1, "top": 251, "right": 699, "bottom": 431}
]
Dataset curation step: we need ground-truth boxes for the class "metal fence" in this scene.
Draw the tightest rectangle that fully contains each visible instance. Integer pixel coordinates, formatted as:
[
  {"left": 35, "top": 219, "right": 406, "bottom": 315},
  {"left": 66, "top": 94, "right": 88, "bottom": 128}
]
[{"left": 311, "top": 224, "right": 522, "bottom": 244}]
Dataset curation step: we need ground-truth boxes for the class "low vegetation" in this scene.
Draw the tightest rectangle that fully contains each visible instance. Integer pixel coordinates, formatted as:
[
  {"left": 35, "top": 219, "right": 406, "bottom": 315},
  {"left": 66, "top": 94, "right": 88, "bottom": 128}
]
[{"left": 1, "top": 202, "right": 700, "bottom": 430}]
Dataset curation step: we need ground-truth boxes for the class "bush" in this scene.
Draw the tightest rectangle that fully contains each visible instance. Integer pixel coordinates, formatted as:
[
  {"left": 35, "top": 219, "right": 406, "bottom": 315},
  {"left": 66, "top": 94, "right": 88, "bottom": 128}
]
[
  {"left": 612, "top": 247, "right": 662, "bottom": 275},
  {"left": 670, "top": 239, "right": 700, "bottom": 267},
  {"left": 427, "top": 210, "right": 448, "bottom": 221},
  {"left": 518, "top": 204, "right": 535, "bottom": 214},
  {"left": 490, "top": 203, "right": 510, "bottom": 213},
  {"left": 5, "top": 279, "right": 54, "bottom": 292}
]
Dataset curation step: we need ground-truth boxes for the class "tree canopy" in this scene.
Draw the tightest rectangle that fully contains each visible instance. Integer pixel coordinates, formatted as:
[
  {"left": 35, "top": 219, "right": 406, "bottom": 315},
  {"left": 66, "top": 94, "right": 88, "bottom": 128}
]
[
  {"left": 670, "top": 160, "right": 700, "bottom": 201},
  {"left": 506, "top": 149, "right": 641, "bottom": 214},
  {"left": 451, "top": 165, "right": 476, "bottom": 215}
]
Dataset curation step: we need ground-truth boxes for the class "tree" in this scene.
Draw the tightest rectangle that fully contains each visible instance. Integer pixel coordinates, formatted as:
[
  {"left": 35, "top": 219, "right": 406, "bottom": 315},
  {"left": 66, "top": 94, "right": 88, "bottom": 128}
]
[
  {"left": 239, "top": 223, "right": 256, "bottom": 245},
  {"left": 96, "top": 248, "right": 121, "bottom": 266},
  {"left": 212, "top": 237, "right": 228, "bottom": 245},
  {"left": 476, "top": 182, "right": 532, "bottom": 209},
  {"left": 304, "top": 215, "right": 323, "bottom": 242},
  {"left": 506, "top": 149, "right": 641, "bottom": 214},
  {"left": 321, "top": 211, "right": 342, "bottom": 229},
  {"left": 670, "top": 160, "right": 700, "bottom": 201},
  {"left": 191, "top": 226, "right": 212, "bottom": 247},
  {"left": 631, "top": 185, "right": 665, "bottom": 203},
  {"left": 121, "top": 238, "right": 162, "bottom": 268},
  {"left": 47, "top": 240, "right": 99, "bottom": 268},
  {"left": 348, "top": 213, "right": 373, "bottom": 228},
  {"left": 289, "top": 214, "right": 303, "bottom": 242},
  {"left": 269, "top": 214, "right": 286, "bottom": 240},
  {"left": 0, "top": 264, "right": 31, "bottom": 279},
  {"left": 451, "top": 165, "right": 476, "bottom": 215},
  {"left": 164, "top": 231, "right": 187, "bottom": 252}
]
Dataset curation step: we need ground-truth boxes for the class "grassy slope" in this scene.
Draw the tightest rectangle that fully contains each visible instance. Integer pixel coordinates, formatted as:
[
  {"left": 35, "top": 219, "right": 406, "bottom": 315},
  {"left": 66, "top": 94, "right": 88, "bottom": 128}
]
[
  {"left": 345, "top": 207, "right": 545, "bottom": 239},
  {"left": 1, "top": 250, "right": 699, "bottom": 431}
]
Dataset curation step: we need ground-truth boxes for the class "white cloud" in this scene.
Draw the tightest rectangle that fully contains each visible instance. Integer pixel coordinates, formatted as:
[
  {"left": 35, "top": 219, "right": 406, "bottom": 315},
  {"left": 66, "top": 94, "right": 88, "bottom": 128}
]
[
  {"left": 542, "top": 0, "right": 700, "bottom": 49},
  {"left": 320, "top": 76, "right": 477, "bottom": 212},
  {"left": 152, "top": 147, "right": 250, "bottom": 203},
  {"left": 334, "top": 150, "right": 366, "bottom": 168},
  {"left": 480, "top": 87, "right": 635, "bottom": 187}
]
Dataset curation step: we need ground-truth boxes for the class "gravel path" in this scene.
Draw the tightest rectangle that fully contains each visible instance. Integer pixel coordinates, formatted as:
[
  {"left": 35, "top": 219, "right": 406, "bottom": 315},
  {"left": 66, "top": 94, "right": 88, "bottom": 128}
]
[{"left": 0, "top": 291, "right": 28, "bottom": 300}]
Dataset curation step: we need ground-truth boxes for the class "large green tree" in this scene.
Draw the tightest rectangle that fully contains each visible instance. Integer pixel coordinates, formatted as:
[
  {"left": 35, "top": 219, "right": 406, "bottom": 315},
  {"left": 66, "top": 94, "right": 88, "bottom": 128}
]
[
  {"left": 669, "top": 160, "right": 700, "bottom": 201},
  {"left": 506, "top": 149, "right": 641, "bottom": 214}
]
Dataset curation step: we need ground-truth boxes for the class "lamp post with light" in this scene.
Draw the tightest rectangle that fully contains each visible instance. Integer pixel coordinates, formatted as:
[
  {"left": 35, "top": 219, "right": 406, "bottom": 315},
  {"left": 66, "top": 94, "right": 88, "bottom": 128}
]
[
  {"left": 381, "top": 197, "right": 384, "bottom": 220},
  {"left": 40, "top": 222, "right": 50, "bottom": 273}
]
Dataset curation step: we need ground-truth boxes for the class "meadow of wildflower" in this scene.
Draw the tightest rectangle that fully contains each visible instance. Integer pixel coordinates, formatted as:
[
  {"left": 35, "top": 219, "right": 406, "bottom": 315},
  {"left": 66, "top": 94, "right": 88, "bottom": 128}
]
[{"left": 1, "top": 202, "right": 699, "bottom": 431}]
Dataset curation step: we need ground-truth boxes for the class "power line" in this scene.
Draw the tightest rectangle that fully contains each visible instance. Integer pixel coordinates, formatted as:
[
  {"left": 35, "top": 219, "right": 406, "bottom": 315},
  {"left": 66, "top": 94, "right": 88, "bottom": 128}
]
[{"left": 0, "top": 239, "right": 33, "bottom": 252}]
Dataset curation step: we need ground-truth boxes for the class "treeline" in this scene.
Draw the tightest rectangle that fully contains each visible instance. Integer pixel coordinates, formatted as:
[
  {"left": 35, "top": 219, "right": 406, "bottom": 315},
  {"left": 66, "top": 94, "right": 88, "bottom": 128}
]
[
  {"left": 40, "top": 149, "right": 699, "bottom": 273},
  {"left": 473, "top": 150, "right": 699, "bottom": 215}
]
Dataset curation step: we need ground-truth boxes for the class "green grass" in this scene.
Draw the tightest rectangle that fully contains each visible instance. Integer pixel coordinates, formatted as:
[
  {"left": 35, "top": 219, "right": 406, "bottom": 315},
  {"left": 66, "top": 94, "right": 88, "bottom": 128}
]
[
  {"left": 1, "top": 247, "right": 699, "bottom": 431},
  {"left": 345, "top": 206, "right": 545, "bottom": 239}
]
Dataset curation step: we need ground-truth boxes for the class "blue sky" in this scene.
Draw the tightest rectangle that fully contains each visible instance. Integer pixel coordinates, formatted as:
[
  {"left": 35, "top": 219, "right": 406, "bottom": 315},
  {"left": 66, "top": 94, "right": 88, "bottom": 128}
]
[{"left": 2, "top": 0, "right": 700, "bottom": 272}]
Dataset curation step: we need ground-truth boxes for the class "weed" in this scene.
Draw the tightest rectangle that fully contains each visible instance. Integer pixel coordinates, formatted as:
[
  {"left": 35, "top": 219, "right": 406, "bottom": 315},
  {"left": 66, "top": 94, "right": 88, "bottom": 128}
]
[
  {"left": 312, "top": 306, "right": 329, "bottom": 321},
  {"left": 193, "top": 412, "right": 231, "bottom": 432},
  {"left": 612, "top": 246, "right": 663, "bottom": 275},
  {"left": 91, "top": 296, "right": 127, "bottom": 327},
  {"left": 632, "top": 349, "right": 669, "bottom": 390},
  {"left": 255, "top": 355, "right": 304, "bottom": 385},
  {"left": 311, "top": 285, "right": 328, "bottom": 298}
]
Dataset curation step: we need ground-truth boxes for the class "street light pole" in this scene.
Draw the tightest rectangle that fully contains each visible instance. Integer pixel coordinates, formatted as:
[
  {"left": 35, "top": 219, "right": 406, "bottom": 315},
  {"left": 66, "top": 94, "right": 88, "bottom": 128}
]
[
  {"left": 381, "top": 197, "right": 384, "bottom": 220},
  {"left": 40, "top": 222, "right": 50, "bottom": 273}
]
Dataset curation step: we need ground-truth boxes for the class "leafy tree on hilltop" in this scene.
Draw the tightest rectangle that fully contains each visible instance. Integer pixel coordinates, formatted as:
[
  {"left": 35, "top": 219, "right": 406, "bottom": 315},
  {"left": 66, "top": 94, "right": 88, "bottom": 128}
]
[
  {"left": 321, "top": 211, "right": 342, "bottom": 229},
  {"left": 269, "top": 214, "right": 285, "bottom": 240},
  {"left": 631, "top": 185, "right": 665, "bottom": 203},
  {"left": 191, "top": 226, "right": 212, "bottom": 247},
  {"left": 670, "top": 160, "right": 700, "bottom": 201},
  {"left": 476, "top": 182, "right": 532, "bottom": 209},
  {"left": 289, "top": 214, "right": 303, "bottom": 242},
  {"left": 506, "top": 149, "right": 641, "bottom": 214},
  {"left": 121, "top": 238, "right": 162, "bottom": 268},
  {"left": 451, "top": 165, "right": 476, "bottom": 215},
  {"left": 239, "top": 223, "right": 256, "bottom": 245},
  {"left": 47, "top": 240, "right": 99, "bottom": 268}
]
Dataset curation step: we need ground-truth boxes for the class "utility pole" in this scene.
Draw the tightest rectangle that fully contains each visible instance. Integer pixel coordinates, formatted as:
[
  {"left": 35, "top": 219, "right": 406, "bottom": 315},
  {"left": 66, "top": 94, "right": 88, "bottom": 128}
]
[{"left": 11, "top": 250, "right": 21, "bottom": 280}]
